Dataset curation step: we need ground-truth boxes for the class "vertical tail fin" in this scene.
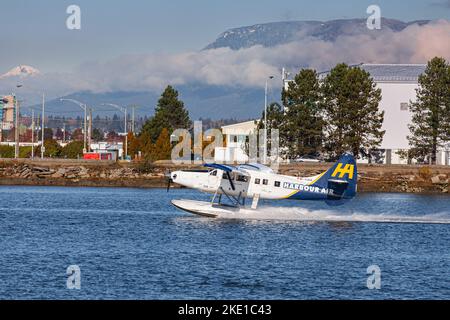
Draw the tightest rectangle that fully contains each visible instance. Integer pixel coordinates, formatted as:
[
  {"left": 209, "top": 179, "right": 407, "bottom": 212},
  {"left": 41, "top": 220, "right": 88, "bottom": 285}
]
[{"left": 312, "top": 153, "right": 358, "bottom": 206}]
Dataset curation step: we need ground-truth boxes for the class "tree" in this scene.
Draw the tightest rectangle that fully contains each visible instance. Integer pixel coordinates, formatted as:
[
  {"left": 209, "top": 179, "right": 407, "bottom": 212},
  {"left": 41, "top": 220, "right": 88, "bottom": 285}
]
[
  {"left": 72, "top": 128, "right": 84, "bottom": 141},
  {"left": 141, "top": 85, "right": 192, "bottom": 143},
  {"left": 127, "top": 132, "right": 141, "bottom": 159},
  {"left": 256, "top": 102, "right": 285, "bottom": 157},
  {"left": 408, "top": 57, "right": 450, "bottom": 164},
  {"left": 281, "top": 69, "right": 324, "bottom": 158},
  {"left": 55, "top": 128, "right": 64, "bottom": 140},
  {"left": 321, "top": 63, "right": 384, "bottom": 160},
  {"left": 61, "top": 141, "right": 84, "bottom": 159},
  {"left": 38, "top": 128, "right": 54, "bottom": 141},
  {"left": 106, "top": 131, "right": 120, "bottom": 142},
  {"left": 92, "top": 128, "right": 104, "bottom": 142},
  {"left": 36, "top": 139, "right": 62, "bottom": 158},
  {"left": 0, "top": 145, "right": 14, "bottom": 158},
  {"left": 139, "top": 130, "right": 155, "bottom": 161},
  {"left": 152, "top": 128, "right": 172, "bottom": 161}
]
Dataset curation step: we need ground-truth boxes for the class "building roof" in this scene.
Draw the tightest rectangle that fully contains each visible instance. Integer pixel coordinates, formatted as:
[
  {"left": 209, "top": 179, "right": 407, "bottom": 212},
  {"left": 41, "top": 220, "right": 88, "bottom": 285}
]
[
  {"left": 314, "top": 63, "right": 427, "bottom": 83},
  {"left": 359, "top": 64, "right": 426, "bottom": 83},
  {"left": 221, "top": 120, "right": 259, "bottom": 135},
  {"left": 221, "top": 120, "right": 258, "bottom": 129}
]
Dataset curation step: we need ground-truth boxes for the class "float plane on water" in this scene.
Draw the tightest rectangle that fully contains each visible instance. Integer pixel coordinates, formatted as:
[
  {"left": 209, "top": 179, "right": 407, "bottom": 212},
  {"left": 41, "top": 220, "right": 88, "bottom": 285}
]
[{"left": 168, "top": 153, "right": 357, "bottom": 218}]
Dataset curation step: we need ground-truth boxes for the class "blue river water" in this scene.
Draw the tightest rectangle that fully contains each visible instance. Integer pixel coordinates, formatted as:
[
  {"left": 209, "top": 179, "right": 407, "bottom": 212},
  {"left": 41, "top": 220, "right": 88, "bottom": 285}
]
[{"left": 0, "top": 186, "right": 448, "bottom": 300}]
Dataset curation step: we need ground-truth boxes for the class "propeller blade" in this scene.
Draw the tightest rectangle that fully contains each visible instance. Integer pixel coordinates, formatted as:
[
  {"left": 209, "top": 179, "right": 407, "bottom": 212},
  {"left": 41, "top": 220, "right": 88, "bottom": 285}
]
[{"left": 165, "top": 170, "right": 172, "bottom": 192}]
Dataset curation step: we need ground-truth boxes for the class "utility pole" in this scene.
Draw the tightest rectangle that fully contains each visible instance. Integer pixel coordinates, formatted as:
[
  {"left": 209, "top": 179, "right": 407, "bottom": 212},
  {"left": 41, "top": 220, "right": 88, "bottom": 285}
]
[
  {"left": 41, "top": 93, "right": 45, "bottom": 159},
  {"left": 83, "top": 105, "right": 87, "bottom": 153},
  {"left": 131, "top": 106, "right": 135, "bottom": 134},
  {"left": 63, "top": 122, "right": 66, "bottom": 143},
  {"left": 14, "top": 95, "right": 20, "bottom": 159},
  {"left": 263, "top": 76, "right": 274, "bottom": 164},
  {"left": 101, "top": 103, "right": 128, "bottom": 159},
  {"left": 60, "top": 99, "right": 87, "bottom": 153},
  {"left": 31, "top": 108, "right": 35, "bottom": 159},
  {"left": 130, "top": 105, "right": 141, "bottom": 134},
  {"left": 88, "top": 107, "right": 93, "bottom": 151}
]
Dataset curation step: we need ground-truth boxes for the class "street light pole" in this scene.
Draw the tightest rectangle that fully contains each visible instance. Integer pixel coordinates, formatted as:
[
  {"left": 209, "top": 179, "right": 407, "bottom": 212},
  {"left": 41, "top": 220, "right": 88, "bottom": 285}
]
[
  {"left": 14, "top": 96, "right": 20, "bottom": 158},
  {"left": 63, "top": 122, "right": 66, "bottom": 143},
  {"left": 130, "top": 105, "right": 140, "bottom": 134},
  {"left": 31, "top": 108, "right": 35, "bottom": 159},
  {"left": 41, "top": 93, "right": 45, "bottom": 159},
  {"left": 84, "top": 105, "right": 87, "bottom": 152},
  {"left": 60, "top": 98, "right": 88, "bottom": 152},
  {"left": 101, "top": 103, "right": 128, "bottom": 159},
  {"left": 14, "top": 84, "right": 23, "bottom": 159},
  {"left": 263, "top": 76, "right": 274, "bottom": 164}
]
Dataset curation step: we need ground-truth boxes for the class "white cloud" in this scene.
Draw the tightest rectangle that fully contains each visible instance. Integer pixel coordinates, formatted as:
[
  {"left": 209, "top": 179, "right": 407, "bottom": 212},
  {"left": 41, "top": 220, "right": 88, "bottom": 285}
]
[{"left": 2, "top": 19, "right": 449, "bottom": 101}]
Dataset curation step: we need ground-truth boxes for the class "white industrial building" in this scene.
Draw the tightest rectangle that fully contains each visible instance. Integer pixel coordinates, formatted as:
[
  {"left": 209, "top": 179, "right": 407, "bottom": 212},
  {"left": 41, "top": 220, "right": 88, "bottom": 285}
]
[
  {"left": 215, "top": 120, "right": 257, "bottom": 163},
  {"left": 216, "top": 64, "right": 449, "bottom": 165}
]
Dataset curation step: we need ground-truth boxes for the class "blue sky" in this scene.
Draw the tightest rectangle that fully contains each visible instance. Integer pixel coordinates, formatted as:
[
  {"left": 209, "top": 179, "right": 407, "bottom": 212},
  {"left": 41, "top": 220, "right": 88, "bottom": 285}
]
[{"left": 1, "top": 0, "right": 449, "bottom": 73}]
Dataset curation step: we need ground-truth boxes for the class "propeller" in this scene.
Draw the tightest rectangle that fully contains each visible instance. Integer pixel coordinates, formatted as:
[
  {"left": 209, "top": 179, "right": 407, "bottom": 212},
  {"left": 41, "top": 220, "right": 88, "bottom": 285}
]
[{"left": 165, "top": 170, "right": 173, "bottom": 192}]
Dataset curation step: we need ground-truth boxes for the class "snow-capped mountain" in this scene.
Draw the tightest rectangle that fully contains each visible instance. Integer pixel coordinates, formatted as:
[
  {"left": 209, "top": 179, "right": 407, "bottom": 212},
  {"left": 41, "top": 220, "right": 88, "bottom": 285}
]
[
  {"left": 0, "top": 65, "right": 40, "bottom": 79},
  {"left": 204, "top": 18, "right": 430, "bottom": 50}
]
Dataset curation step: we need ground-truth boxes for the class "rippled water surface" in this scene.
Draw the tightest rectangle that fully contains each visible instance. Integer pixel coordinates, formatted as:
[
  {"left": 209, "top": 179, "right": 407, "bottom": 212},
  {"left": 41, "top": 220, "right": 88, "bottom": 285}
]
[{"left": 0, "top": 186, "right": 449, "bottom": 299}]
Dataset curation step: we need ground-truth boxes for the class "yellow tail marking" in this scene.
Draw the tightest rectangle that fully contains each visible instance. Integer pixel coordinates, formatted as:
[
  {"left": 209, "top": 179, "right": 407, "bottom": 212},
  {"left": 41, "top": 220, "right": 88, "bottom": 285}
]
[{"left": 331, "top": 163, "right": 354, "bottom": 179}]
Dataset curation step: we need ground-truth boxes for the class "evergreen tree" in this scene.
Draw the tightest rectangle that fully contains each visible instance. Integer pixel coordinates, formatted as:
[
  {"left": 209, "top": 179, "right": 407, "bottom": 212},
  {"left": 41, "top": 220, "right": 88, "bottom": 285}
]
[
  {"left": 321, "top": 63, "right": 384, "bottom": 160},
  {"left": 408, "top": 57, "right": 450, "bottom": 164},
  {"left": 281, "top": 69, "right": 323, "bottom": 159},
  {"left": 92, "top": 128, "right": 104, "bottom": 142},
  {"left": 141, "top": 86, "right": 192, "bottom": 143},
  {"left": 256, "top": 102, "right": 285, "bottom": 157}
]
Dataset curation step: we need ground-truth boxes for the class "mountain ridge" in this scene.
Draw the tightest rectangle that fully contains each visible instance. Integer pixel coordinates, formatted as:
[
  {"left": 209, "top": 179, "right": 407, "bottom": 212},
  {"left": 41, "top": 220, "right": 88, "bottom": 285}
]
[{"left": 204, "top": 18, "right": 431, "bottom": 50}]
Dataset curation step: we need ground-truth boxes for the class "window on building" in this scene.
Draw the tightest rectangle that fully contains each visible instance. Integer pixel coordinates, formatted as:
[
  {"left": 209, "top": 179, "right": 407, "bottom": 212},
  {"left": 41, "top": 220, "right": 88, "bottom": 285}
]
[
  {"left": 400, "top": 103, "right": 409, "bottom": 111},
  {"left": 274, "top": 181, "right": 281, "bottom": 187},
  {"left": 263, "top": 179, "right": 269, "bottom": 185},
  {"left": 254, "top": 178, "right": 261, "bottom": 185},
  {"left": 237, "top": 135, "right": 247, "bottom": 144}
]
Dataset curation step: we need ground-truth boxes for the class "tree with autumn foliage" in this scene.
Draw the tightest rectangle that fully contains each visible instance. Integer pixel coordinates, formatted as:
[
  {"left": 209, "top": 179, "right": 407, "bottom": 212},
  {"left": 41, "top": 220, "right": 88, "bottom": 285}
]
[
  {"left": 152, "top": 128, "right": 172, "bottom": 161},
  {"left": 127, "top": 132, "right": 141, "bottom": 160}
]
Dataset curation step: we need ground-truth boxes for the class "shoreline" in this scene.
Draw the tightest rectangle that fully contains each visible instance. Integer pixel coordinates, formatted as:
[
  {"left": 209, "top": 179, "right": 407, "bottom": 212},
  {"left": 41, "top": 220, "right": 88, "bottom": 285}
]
[{"left": 0, "top": 159, "right": 448, "bottom": 195}]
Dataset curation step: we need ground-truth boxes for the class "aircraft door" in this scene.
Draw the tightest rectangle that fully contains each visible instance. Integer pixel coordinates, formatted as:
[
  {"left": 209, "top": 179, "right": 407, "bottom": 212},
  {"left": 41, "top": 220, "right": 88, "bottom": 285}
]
[
  {"left": 208, "top": 170, "right": 220, "bottom": 191},
  {"left": 234, "top": 174, "right": 250, "bottom": 196}
]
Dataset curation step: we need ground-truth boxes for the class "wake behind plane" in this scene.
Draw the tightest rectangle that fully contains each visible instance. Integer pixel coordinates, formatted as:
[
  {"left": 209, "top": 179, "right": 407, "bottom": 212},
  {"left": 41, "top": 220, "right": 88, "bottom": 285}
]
[{"left": 168, "top": 153, "right": 357, "bottom": 218}]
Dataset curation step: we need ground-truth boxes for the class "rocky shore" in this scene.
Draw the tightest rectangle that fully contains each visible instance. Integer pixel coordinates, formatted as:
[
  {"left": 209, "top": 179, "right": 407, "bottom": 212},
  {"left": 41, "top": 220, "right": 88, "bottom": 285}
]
[{"left": 0, "top": 159, "right": 448, "bottom": 194}]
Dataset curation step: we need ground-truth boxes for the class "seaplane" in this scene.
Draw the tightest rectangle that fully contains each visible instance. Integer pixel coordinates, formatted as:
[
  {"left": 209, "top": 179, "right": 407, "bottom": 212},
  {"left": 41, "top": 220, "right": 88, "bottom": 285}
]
[{"left": 167, "top": 153, "right": 357, "bottom": 218}]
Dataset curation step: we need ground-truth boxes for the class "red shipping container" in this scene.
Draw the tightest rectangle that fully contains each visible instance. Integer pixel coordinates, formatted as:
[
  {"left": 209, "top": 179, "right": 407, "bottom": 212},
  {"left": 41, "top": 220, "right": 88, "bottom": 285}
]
[{"left": 83, "top": 153, "right": 100, "bottom": 160}]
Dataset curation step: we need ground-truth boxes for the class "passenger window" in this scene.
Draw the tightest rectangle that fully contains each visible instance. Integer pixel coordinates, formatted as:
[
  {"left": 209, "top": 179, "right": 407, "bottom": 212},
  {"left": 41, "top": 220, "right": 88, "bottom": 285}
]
[
  {"left": 254, "top": 178, "right": 261, "bottom": 185},
  {"left": 237, "top": 175, "right": 249, "bottom": 182},
  {"left": 263, "top": 179, "right": 268, "bottom": 185},
  {"left": 210, "top": 170, "right": 217, "bottom": 176},
  {"left": 274, "top": 181, "right": 281, "bottom": 187}
]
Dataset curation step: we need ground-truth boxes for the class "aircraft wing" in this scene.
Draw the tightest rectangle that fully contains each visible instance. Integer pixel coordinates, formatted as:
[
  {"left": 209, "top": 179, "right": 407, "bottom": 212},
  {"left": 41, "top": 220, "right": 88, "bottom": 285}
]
[
  {"left": 203, "top": 163, "right": 249, "bottom": 176},
  {"left": 204, "top": 163, "right": 249, "bottom": 191}
]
